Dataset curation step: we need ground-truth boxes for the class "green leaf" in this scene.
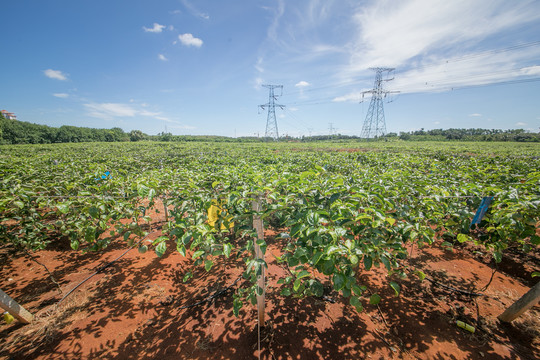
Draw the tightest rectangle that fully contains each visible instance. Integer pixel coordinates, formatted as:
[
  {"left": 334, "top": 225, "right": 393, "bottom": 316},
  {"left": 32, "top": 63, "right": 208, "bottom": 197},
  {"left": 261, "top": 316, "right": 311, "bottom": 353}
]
[
  {"left": 85, "top": 226, "right": 96, "bottom": 242},
  {"left": 205, "top": 260, "right": 213, "bottom": 271},
  {"left": 352, "top": 284, "right": 363, "bottom": 296},
  {"left": 153, "top": 235, "right": 168, "bottom": 245},
  {"left": 293, "top": 278, "right": 302, "bottom": 292},
  {"left": 363, "top": 255, "right": 372, "bottom": 271},
  {"left": 155, "top": 242, "right": 166, "bottom": 257},
  {"left": 381, "top": 256, "right": 391, "bottom": 271},
  {"left": 14, "top": 201, "right": 25, "bottom": 209},
  {"left": 333, "top": 273, "right": 346, "bottom": 291},
  {"left": 532, "top": 272, "right": 540, "bottom": 278},
  {"left": 350, "top": 296, "right": 364, "bottom": 312},
  {"left": 192, "top": 250, "right": 205, "bottom": 259},
  {"left": 138, "top": 245, "right": 148, "bottom": 254},
  {"left": 56, "top": 203, "right": 69, "bottom": 214},
  {"left": 457, "top": 233, "right": 470, "bottom": 243},
  {"left": 148, "top": 188, "right": 156, "bottom": 201},
  {"left": 89, "top": 206, "right": 99, "bottom": 218},
  {"left": 415, "top": 270, "right": 426, "bottom": 281},
  {"left": 369, "top": 293, "right": 381, "bottom": 305},
  {"left": 223, "top": 243, "right": 232, "bottom": 258},
  {"left": 312, "top": 251, "right": 324, "bottom": 265},
  {"left": 389, "top": 281, "right": 400, "bottom": 296},
  {"left": 281, "top": 288, "right": 292, "bottom": 296},
  {"left": 297, "top": 270, "right": 310, "bottom": 279},
  {"left": 183, "top": 271, "right": 193, "bottom": 283},
  {"left": 233, "top": 298, "right": 243, "bottom": 316},
  {"left": 386, "top": 217, "right": 396, "bottom": 226},
  {"left": 177, "top": 244, "right": 186, "bottom": 257},
  {"left": 493, "top": 251, "right": 502, "bottom": 263},
  {"left": 310, "top": 280, "right": 324, "bottom": 297}
]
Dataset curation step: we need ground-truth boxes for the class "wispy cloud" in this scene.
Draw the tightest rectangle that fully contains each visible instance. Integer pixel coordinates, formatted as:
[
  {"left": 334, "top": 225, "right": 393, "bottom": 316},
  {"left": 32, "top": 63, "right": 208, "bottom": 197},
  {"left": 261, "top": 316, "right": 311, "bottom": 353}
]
[
  {"left": 84, "top": 103, "right": 138, "bottom": 119},
  {"left": 181, "top": 0, "right": 210, "bottom": 20},
  {"left": 53, "top": 93, "right": 69, "bottom": 98},
  {"left": 158, "top": 54, "right": 168, "bottom": 61},
  {"left": 253, "top": 77, "right": 264, "bottom": 90},
  {"left": 322, "top": 0, "right": 540, "bottom": 101},
  {"left": 44, "top": 69, "right": 68, "bottom": 81},
  {"left": 295, "top": 81, "right": 311, "bottom": 88},
  {"left": 177, "top": 33, "right": 203, "bottom": 47},
  {"left": 84, "top": 101, "right": 187, "bottom": 126},
  {"left": 469, "top": 113, "right": 482, "bottom": 117},
  {"left": 143, "top": 23, "right": 166, "bottom": 33},
  {"left": 333, "top": 92, "right": 362, "bottom": 103},
  {"left": 515, "top": 121, "right": 527, "bottom": 126}
]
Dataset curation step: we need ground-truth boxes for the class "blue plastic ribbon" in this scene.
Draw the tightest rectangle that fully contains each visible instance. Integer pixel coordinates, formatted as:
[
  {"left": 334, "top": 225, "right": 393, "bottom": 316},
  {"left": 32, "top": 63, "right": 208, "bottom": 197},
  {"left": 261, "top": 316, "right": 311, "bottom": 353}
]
[{"left": 470, "top": 196, "right": 493, "bottom": 228}]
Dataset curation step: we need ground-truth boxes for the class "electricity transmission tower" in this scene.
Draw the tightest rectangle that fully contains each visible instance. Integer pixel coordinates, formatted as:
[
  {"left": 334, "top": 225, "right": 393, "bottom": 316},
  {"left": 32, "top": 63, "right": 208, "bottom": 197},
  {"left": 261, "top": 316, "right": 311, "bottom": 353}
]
[
  {"left": 360, "top": 68, "right": 398, "bottom": 139},
  {"left": 259, "top": 84, "right": 285, "bottom": 140}
]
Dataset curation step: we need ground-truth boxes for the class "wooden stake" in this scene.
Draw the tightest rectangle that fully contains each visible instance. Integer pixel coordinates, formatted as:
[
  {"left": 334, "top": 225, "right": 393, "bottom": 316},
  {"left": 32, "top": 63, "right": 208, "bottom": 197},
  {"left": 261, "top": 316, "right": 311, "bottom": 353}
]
[
  {"left": 252, "top": 198, "right": 265, "bottom": 325},
  {"left": 0, "top": 289, "right": 33, "bottom": 324},
  {"left": 498, "top": 281, "right": 540, "bottom": 323}
]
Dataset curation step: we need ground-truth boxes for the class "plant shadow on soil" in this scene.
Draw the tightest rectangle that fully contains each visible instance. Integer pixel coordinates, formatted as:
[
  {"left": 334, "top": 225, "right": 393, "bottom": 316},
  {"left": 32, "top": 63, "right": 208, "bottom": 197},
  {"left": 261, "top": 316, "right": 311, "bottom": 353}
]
[{"left": 1, "top": 230, "right": 538, "bottom": 360}]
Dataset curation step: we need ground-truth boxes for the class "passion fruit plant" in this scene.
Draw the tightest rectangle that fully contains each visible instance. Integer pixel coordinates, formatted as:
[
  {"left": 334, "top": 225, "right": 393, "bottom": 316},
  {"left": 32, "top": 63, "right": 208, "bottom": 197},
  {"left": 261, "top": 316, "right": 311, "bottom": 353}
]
[{"left": 0, "top": 141, "right": 538, "bottom": 314}]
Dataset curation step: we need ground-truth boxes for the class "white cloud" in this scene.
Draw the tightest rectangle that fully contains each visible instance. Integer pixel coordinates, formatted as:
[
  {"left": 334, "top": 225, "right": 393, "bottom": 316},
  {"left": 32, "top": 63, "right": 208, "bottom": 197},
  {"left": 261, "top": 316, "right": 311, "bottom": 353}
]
[
  {"left": 333, "top": 92, "right": 362, "bottom": 102},
  {"left": 295, "top": 81, "right": 311, "bottom": 88},
  {"left": 53, "top": 93, "right": 69, "bottom": 98},
  {"left": 325, "top": 0, "right": 540, "bottom": 99},
  {"left": 178, "top": 33, "right": 203, "bottom": 47},
  {"left": 158, "top": 54, "right": 168, "bottom": 61},
  {"left": 181, "top": 0, "right": 210, "bottom": 19},
  {"left": 254, "top": 77, "right": 264, "bottom": 90},
  {"left": 520, "top": 65, "right": 540, "bottom": 76},
  {"left": 143, "top": 23, "right": 166, "bottom": 33},
  {"left": 515, "top": 122, "right": 527, "bottom": 126},
  {"left": 255, "top": 57, "right": 264, "bottom": 73},
  {"left": 85, "top": 103, "right": 138, "bottom": 119},
  {"left": 84, "top": 102, "right": 185, "bottom": 126},
  {"left": 349, "top": 0, "right": 540, "bottom": 71},
  {"left": 434, "top": 121, "right": 441, "bottom": 125},
  {"left": 469, "top": 113, "right": 482, "bottom": 117},
  {"left": 44, "top": 69, "right": 68, "bottom": 81}
]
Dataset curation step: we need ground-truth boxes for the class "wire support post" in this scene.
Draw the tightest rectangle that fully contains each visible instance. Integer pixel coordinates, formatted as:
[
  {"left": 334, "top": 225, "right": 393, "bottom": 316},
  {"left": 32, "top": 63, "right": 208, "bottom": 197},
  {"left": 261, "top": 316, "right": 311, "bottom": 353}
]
[
  {"left": 0, "top": 289, "right": 33, "bottom": 324},
  {"left": 259, "top": 84, "right": 285, "bottom": 141},
  {"left": 252, "top": 197, "right": 266, "bottom": 325}
]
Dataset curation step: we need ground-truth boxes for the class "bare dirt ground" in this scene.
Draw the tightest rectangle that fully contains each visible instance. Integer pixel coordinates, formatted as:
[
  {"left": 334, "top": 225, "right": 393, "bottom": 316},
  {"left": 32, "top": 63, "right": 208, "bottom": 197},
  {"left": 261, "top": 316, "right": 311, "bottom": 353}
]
[{"left": 1, "top": 208, "right": 539, "bottom": 360}]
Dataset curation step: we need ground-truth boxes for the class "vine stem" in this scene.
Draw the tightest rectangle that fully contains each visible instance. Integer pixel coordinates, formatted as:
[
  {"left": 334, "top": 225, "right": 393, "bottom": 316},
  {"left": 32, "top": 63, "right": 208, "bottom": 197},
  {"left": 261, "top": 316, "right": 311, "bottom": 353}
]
[
  {"left": 22, "top": 248, "right": 62, "bottom": 294},
  {"left": 479, "top": 263, "right": 498, "bottom": 292}
]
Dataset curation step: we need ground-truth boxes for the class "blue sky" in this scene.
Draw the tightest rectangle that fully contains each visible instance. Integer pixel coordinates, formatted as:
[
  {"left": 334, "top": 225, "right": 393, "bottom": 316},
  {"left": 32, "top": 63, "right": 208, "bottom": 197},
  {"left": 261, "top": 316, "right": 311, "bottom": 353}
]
[{"left": 2, "top": 0, "right": 540, "bottom": 137}]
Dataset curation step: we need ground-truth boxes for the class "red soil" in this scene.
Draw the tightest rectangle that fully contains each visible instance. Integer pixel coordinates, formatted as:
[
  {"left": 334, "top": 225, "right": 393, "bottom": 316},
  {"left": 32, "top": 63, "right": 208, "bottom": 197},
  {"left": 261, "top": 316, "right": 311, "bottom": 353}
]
[{"left": 1, "top": 209, "right": 539, "bottom": 359}]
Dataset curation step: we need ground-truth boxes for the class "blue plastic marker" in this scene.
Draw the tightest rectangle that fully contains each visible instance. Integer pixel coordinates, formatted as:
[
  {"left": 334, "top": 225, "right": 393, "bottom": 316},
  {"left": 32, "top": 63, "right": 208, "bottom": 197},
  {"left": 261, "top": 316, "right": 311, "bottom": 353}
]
[{"left": 470, "top": 196, "right": 494, "bottom": 228}]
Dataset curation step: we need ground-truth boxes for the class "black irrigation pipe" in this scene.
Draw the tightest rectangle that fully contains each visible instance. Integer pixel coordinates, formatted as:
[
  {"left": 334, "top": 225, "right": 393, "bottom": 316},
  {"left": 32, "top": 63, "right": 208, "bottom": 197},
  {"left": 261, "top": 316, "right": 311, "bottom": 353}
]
[
  {"left": 177, "top": 275, "right": 243, "bottom": 309},
  {"left": 425, "top": 277, "right": 484, "bottom": 297},
  {"left": 55, "top": 231, "right": 158, "bottom": 306}
]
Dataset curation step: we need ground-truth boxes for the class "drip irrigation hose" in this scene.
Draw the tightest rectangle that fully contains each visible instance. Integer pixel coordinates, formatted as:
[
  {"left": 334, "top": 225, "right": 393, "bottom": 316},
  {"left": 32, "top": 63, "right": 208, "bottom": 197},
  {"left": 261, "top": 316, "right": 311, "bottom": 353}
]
[
  {"left": 56, "top": 231, "right": 158, "bottom": 306},
  {"left": 177, "top": 276, "right": 243, "bottom": 309},
  {"left": 425, "top": 277, "right": 483, "bottom": 297}
]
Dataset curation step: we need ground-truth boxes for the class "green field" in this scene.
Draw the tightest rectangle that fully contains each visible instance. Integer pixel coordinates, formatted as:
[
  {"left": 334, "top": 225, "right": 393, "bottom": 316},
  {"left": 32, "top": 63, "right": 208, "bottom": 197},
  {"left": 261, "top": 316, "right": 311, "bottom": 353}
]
[{"left": 1, "top": 141, "right": 539, "bottom": 311}]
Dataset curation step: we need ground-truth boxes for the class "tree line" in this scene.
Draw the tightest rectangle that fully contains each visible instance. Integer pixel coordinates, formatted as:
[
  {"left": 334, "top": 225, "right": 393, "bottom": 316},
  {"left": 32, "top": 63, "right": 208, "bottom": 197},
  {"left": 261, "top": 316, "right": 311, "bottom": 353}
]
[{"left": 1, "top": 114, "right": 538, "bottom": 144}]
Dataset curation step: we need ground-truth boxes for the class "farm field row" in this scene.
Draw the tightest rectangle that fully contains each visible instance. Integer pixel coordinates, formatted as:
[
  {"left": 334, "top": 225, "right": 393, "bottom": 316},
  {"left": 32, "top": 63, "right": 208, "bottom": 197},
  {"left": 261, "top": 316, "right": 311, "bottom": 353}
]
[{"left": 0, "top": 140, "right": 539, "bottom": 359}]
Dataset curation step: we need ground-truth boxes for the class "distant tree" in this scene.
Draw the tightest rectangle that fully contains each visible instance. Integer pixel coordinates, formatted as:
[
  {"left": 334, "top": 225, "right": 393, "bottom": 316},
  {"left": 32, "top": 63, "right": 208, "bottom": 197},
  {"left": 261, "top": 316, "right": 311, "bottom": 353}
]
[{"left": 129, "top": 130, "right": 146, "bottom": 141}]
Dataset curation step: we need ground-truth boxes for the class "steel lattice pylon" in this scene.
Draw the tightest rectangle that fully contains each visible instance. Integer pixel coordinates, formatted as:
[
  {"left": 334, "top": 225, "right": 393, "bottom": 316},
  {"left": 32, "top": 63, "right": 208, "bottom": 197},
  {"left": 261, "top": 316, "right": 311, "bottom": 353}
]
[
  {"left": 259, "top": 84, "right": 284, "bottom": 140},
  {"left": 361, "top": 68, "right": 395, "bottom": 139}
]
